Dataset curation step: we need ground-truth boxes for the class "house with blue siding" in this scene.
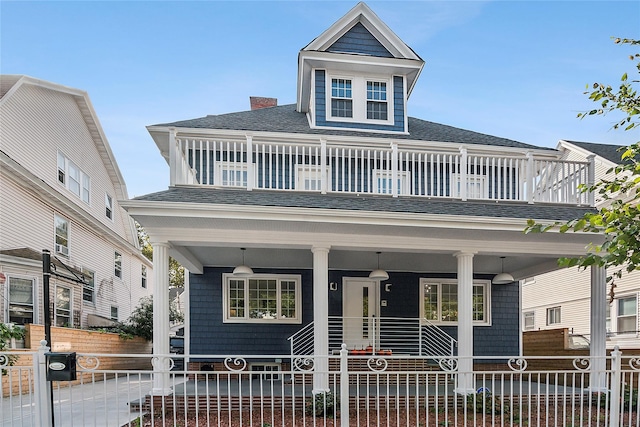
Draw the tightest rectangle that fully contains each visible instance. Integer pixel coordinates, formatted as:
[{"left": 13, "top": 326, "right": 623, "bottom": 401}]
[{"left": 122, "top": 2, "right": 606, "bottom": 395}]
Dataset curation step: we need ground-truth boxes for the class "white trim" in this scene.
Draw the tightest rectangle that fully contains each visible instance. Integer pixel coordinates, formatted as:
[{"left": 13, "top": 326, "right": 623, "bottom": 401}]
[
  {"left": 214, "top": 161, "right": 256, "bottom": 188},
  {"left": 451, "top": 173, "right": 489, "bottom": 199},
  {"left": 419, "top": 278, "right": 492, "bottom": 326},
  {"left": 295, "top": 165, "right": 330, "bottom": 191},
  {"left": 373, "top": 169, "right": 409, "bottom": 195},
  {"left": 54, "top": 284, "right": 72, "bottom": 327},
  {"left": 54, "top": 214, "right": 70, "bottom": 257},
  {"left": 523, "top": 311, "right": 535, "bottom": 330},
  {"left": 5, "top": 274, "right": 37, "bottom": 325},
  {"left": 546, "top": 306, "right": 561, "bottom": 325},
  {"left": 222, "top": 273, "right": 302, "bottom": 324},
  {"left": 325, "top": 74, "right": 393, "bottom": 126}
]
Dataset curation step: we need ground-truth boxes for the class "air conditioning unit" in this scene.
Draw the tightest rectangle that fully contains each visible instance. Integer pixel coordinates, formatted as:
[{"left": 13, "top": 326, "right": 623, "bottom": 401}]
[{"left": 55, "top": 244, "right": 69, "bottom": 256}]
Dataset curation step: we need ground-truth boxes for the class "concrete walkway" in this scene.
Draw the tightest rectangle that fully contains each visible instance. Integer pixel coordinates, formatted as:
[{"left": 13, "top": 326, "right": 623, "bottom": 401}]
[{"left": 1, "top": 374, "right": 186, "bottom": 427}]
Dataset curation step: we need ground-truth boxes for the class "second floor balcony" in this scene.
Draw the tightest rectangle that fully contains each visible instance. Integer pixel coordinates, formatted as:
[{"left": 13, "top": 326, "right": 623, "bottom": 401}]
[{"left": 168, "top": 134, "right": 594, "bottom": 206}]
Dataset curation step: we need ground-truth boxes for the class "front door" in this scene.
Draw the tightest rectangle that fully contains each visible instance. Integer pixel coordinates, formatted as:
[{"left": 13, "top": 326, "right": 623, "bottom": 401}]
[{"left": 342, "top": 278, "right": 378, "bottom": 350}]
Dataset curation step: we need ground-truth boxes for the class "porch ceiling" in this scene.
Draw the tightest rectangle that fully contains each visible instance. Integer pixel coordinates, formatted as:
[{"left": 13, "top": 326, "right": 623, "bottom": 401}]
[{"left": 122, "top": 190, "right": 601, "bottom": 280}]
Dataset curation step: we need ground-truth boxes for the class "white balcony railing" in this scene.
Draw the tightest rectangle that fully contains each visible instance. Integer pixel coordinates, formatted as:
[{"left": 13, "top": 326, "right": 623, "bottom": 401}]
[{"left": 169, "top": 135, "right": 595, "bottom": 205}]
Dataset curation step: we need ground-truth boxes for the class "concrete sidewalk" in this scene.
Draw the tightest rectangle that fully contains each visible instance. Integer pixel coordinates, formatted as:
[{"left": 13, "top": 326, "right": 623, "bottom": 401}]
[{"left": 1, "top": 373, "right": 187, "bottom": 427}]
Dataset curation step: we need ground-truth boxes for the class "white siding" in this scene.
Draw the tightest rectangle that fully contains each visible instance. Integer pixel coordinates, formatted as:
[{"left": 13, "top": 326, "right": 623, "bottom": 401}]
[{"left": 0, "top": 78, "right": 153, "bottom": 326}]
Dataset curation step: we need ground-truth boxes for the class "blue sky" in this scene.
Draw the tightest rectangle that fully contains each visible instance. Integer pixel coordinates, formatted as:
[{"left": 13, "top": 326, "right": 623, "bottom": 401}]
[{"left": 2, "top": 1, "right": 639, "bottom": 197}]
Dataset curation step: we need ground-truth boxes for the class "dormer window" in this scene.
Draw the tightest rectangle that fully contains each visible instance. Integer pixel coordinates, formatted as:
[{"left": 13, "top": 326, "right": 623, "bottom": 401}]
[
  {"left": 367, "top": 81, "right": 387, "bottom": 120},
  {"left": 327, "top": 75, "right": 392, "bottom": 125},
  {"left": 331, "top": 78, "right": 353, "bottom": 118}
]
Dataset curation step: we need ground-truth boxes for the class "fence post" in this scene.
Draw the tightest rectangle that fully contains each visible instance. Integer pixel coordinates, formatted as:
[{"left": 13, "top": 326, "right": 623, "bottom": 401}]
[
  {"left": 33, "top": 339, "right": 52, "bottom": 427},
  {"left": 609, "top": 346, "right": 622, "bottom": 427},
  {"left": 340, "top": 343, "right": 349, "bottom": 427}
]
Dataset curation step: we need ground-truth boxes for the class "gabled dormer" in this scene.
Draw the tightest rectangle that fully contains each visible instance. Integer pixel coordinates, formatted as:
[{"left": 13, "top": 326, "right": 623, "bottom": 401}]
[{"left": 297, "top": 2, "right": 424, "bottom": 134}]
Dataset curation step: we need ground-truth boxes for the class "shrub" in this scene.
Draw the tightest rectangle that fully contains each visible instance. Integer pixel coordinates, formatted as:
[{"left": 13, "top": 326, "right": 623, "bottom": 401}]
[
  {"left": 305, "top": 391, "right": 337, "bottom": 417},
  {"left": 466, "top": 390, "right": 509, "bottom": 415}
]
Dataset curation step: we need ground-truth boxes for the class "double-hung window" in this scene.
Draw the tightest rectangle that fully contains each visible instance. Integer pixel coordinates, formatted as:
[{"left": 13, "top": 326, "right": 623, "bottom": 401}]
[
  {"left": 451, "top": 173, "right": 489, "bottom": 199},
  {"left": 55, "top": 286, "right": 71, "bottom": 327},
  {"left": 114, "top": 251, "right": 122, "bottom": 279},
  {"left": 141, "top": 265, "right": 147, "bottom": 288},
  {"left": 327, "top": 75, "right": 392, "bottom": 124},
  {"left": 57, "top": 151, "right": 90, "bottom": 204},
  {"left": 7, "top": 276, "right": 35, "bottom": 325},
  {"left": 331, "top": 78, "right": 353, "bottom": 118},
  {"left": 215, "top": 161, "right": 254, "bottom": 188},
  {"left": 296, "top": 165, "right": 329, "bottom": 191},
  {"left": 105, "top": 194, "right": 113, "bottom": 220},
  {"left": 223, "top": 274, "right": 301, "bottom": 323},
  {"left": 523, "top": 311, "right": 535, "bottom": 330},
  {"left": 81, "top": 267, "right": 95, "bottom": 303},
  {"left": 110, "top": 306, "right": 119, "bottom": 321},
  {"left": 420, "top": 279, "right": 490, "bottom": 325},
  {"left": 617, "top": 296, "right": 637, "bottom": 334},
  {"left": 54, "top": 214, "right": 69, "bottom": 256},
  {"left": 373, "top": 169, "right": 409, "bottom": 195},
  {"left": 546, "top": 306, "right": 561, "bottom": 325},
  {"left": 366, "top": 81, "right": 387, "bottom": 120}
]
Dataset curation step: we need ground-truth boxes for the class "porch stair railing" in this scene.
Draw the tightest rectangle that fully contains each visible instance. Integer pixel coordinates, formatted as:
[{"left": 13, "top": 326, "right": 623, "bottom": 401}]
[{"left": 288, "top": 316, "right": 457, "bottom": 360}]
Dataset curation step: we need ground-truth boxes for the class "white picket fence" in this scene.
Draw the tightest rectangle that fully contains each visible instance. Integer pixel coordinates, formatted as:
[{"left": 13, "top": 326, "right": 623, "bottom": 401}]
[{"left": 2, "top": 341, "right": 639, "bottom": 426}]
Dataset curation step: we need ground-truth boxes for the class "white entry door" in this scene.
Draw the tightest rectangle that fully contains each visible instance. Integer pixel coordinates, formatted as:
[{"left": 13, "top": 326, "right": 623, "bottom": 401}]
[{"left": 342, "top": 278, "right": 378, "bottom": 350}]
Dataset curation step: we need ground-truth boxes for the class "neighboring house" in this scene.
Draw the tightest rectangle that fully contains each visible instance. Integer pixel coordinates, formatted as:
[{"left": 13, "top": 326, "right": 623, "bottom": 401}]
[
  {"left": 0, "top": 75, "right": 153, "bottom": 337},
  {"left": 522, "top": 140, "right": 639, "bottom": 349},
  {"left": 122, "top": 2, "right": 605, "bottom": 394}
]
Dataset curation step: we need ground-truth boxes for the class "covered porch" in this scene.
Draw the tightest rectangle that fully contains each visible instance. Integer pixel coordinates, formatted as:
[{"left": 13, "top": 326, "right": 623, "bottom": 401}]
[{"left": 121, "top": 187, "right": 606, "bottom": 397}]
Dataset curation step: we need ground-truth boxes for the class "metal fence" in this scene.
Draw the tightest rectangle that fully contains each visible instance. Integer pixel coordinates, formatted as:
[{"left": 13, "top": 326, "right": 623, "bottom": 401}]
[{"left": 2, "top": 341, "right": 639, "bottom": 426}]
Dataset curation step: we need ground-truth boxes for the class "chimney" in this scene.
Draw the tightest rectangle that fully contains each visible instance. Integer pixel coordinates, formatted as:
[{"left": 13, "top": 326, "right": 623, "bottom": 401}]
[{"left": 250, "top": 96, "right": 277, "bottom": 110}]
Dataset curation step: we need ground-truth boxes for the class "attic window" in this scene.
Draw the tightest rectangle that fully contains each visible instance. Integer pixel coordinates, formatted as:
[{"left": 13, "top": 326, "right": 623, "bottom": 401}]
[
  {"left": 366, "top": 81, "right": 387, "bottom": 120},
  {"left": 331, "top": 78, "right": 353, "bottom": 118},
  {"left": 326, "top": 75, "right": 392, "bottom": 125}
]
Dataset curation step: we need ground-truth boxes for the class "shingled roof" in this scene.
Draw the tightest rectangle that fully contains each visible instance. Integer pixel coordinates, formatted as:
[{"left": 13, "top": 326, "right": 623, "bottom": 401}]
[
  {"left": 155, "top": 104, "right": 552, "bottom": 151},
  {"left": 135, "top": 187, "right": 593, "bottom": 222},
  {"left": 566, "top": 140, "right": 626, "bottom": 164}
]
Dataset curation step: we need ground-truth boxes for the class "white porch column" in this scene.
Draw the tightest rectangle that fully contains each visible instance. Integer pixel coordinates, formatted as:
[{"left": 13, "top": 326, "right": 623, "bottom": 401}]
[
  {"left": 312, "top": 245, "right": 330, "bottom": 393},
  {"left": 455, "top": 251, "right": 476, "bottom": 394},
  {"left": 589, "top": 264, "right": 607, "bottom": 391},
  {"left": 151, "top": 241, "right": 172, "bottom": 395}
]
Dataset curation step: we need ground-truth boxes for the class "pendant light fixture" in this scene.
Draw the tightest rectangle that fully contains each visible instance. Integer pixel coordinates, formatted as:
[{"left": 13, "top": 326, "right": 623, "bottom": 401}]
[
  {"left": 492, "top": 256, "right": 514, "bottom": 284},
  {"left": 232, "top": 248, "right": 254, "bottom": 276},
  {"left": 369, "top": 251, "right": 389, "bottom": 281}
]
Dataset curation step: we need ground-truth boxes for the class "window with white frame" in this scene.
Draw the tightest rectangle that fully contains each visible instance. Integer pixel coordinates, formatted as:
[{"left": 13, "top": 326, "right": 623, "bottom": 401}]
[
  {"left": 451, "top": 173, "right": 489, "bottom": 199},
  {"left": 110, "top": 306, "right": 118, "bottom": 321},
  {"left": 55, "top": 286, "right": 71, "bottom": 327},
  {"left": 7, "top": 276, "right": 35, "bottom": 325},
  {"left": 373, "top": 170, "right": 409, "bottom": 195},
  {"left": 523, "top": 311, "right": 535, "bottom": 330},
  {"left": 330, "top": 78, "right": 353, "bottom": 118},
  {"left": 54, "top": 214, "right": 69, "bottom": 256},
  {"left": 223, "top": 274, "right": 301, "bottom": 323},
  {"left": 81, "top": 267, "right": 95, "bottom": 303},
  {"left": 296, "top": 165, "right": 329, "bottom": 191},
  {"left": 215, "top": 162, "right": 254, "bottom": 187},
  {"left": 105, "top": 193, "right": 113, "bottom": 220},
  {"left": 616, "top": 296, "right": 637, "bottom": 334},
  {"left": 366, "top": 80, "right": 388, "bottom": 120},
  {"left": 141, "top": 265, "right": 147, "bottom": 288},
  {"left": 546, "top": 306, "right": 561, "bottom": 325},
  {"left": 327, "top": 75, "right": 392, "bottom": 124},
  {"left": 57, "top": 151, "right": 90, "bottom": 204},
  {"left": 420, "top": 279, "right": 490, "bottom": 325},
  {"left": 114, "top": 251, "right": 122, "bottom": 279}
]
